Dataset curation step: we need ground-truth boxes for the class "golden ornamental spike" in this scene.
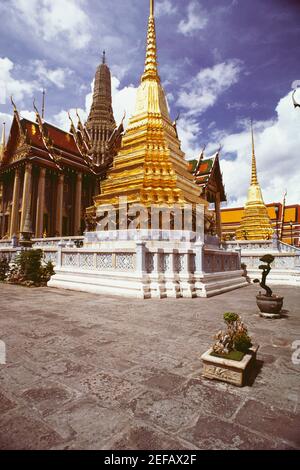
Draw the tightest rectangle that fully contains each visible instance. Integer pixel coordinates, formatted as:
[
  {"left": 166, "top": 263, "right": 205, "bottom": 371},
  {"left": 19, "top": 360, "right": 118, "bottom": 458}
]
[
  {"left": 150, "top": 0, "right": 154, "bottom": 16},
  {"left": 0, "top": 122, "right": 5, "bottom": 162},
  {"left": 1, "top": 122, "right": 5, "bottom": 147},
  {"left": 142, "top": 0, "right": 159, "bottom": 82},
  {"left": 42, "top": 89, "right": 46, "bottom": 120},
  {"left": 250, "top": 120, "right": 258, "bottom": 186}
]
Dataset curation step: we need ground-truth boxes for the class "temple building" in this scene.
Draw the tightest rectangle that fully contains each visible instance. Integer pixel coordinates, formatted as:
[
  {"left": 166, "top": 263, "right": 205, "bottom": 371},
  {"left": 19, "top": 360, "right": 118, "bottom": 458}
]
[
  {"left": 0, "top": 55, "right": 122, "bottom": 240},
  {"left": 235, "top": 123, "right": 273, "bottom": 240},
  {"left": 188, "top": 148, "right": 226, "bottom": 239}
]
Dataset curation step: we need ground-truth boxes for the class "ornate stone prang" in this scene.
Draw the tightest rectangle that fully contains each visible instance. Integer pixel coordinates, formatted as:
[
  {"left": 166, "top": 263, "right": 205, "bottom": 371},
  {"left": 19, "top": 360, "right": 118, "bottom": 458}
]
[{"left": 86, "top": 54, "right": 117, "bottom": 166}]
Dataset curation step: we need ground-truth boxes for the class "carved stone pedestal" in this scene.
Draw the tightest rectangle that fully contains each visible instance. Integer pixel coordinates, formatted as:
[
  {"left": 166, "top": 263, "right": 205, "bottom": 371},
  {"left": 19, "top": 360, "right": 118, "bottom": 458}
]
[{"left": 201, "top": 345, "right": 259, "bottom": 387}]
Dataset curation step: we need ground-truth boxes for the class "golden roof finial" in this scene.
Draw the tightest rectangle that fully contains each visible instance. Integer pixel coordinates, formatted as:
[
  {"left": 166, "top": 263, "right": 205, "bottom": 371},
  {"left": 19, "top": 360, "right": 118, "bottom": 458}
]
[
  {"left": 1, "top": 122, "right": 5, "bottom": 147},
  {"left": 250, "top": 120, "right": 258, "bottom": 186},
  {"left": 42, "top": 89, "right": 46, "bottom": 120},
  {"left": 142, "top": 0, "right": 159, "bottom": 82},
  {"left": 150, "top": 0, "right": 154, "bottom": 16},
  {"left": 0, "top": 122, "right": 5, "bottom": 162}
]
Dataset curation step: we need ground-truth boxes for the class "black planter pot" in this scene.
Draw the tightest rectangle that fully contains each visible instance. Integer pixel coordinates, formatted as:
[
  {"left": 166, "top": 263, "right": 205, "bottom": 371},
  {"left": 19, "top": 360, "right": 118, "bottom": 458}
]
[{"left": 256, "top": 294, "right": 284, "bottom": 317}]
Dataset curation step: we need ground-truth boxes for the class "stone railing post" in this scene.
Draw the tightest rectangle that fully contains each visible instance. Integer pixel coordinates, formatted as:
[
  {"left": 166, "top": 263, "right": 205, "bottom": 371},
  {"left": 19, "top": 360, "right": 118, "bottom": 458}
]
[
  {"left": 136, "top": 240, "right": 146, "bottom": 274},
  {"left": 169, "top": 250, "right": 176, "bottom": 275},
  {"left": 194, "top": 241, "right": 204, "bottom": 275},
  {"left": 235, "top": 245, "right": 242, "bottom": 269},
  {"left": 182, "top": 251, "right": 190, "bottom": 275},
  {"left": 56, "top": 240, "right": 66, "bottom": 269}
]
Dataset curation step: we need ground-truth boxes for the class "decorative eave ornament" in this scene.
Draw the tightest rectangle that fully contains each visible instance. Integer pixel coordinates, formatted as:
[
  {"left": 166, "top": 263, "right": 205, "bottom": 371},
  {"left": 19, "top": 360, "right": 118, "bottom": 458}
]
[
  {"left": 33, "top": 100, "right": 63, "bottom": 171},
  {"left": 292, "top": 89, "right": 300, "bottom": 108}
]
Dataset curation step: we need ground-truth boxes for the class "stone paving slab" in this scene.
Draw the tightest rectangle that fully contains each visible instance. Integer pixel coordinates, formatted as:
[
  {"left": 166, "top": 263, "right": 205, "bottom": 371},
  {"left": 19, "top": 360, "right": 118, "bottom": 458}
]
[{"left": 0, "top": 283, "right": 299, "bottom": 450}]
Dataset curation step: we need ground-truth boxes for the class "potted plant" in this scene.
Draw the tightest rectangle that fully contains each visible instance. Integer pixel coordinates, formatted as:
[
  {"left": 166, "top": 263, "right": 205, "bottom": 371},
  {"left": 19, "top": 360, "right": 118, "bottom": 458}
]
[
  {"left": 253, "top": 254, "right": 283, "bottom": 317},
  {"left": 201, "top": 312, "right": 258, "bottom": 387}
]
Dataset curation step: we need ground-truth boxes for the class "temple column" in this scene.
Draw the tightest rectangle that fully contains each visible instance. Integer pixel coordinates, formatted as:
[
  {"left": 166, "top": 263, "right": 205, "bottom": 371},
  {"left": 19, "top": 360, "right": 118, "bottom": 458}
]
[
  {"left": 35, "top": 167, "right": 46, "bottom": 238},
  {"left": 56, "top": 173, "right": 64, "bottom": 236},
  {"left": 9, "top": 168, "right": 21, "bottom": 237},
  {"left": 215, "top": 191, "right": 222, "bottom": 239},
  {"left": 74, "top": 173, "right": 82, "bottom": 235},
  {"left": 20, "top": 163, "right": 32, "bottom": 232}
]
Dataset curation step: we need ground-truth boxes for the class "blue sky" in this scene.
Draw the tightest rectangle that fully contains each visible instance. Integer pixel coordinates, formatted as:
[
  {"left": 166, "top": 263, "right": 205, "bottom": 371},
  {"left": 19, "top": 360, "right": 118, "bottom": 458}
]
[{"left": 0, "top": 0, "right": 300, "bottom": 206}]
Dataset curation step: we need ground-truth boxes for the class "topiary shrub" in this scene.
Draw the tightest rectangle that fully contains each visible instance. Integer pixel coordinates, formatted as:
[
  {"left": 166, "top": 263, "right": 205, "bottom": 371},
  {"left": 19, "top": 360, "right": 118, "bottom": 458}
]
[
  {"left": 0, "top": 257, "right": 9, "bottom": 281},
  {"left": 253, "top": 253, "right": 274, "bottom": 297},
  {"left": 224, "top": 312, "right": 239, "bottom": 324}
]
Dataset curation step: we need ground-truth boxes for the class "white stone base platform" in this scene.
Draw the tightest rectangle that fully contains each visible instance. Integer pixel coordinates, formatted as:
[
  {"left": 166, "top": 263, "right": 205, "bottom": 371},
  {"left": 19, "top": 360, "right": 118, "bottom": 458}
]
[{"left": 48, "top": 231, "right": 248, "bottom": 299}]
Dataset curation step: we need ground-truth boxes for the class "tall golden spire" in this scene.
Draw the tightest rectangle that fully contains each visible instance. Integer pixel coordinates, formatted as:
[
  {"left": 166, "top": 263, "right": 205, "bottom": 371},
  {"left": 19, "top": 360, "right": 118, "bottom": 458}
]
[
  {"left": 142, "top": 0, "right": 159, "bottom": 82},
  {"left": 236, "top": 121, "right": 273, "bottom": 240},
  {"left": 250, "top": 120, "right": 258, "bottom": 185}
]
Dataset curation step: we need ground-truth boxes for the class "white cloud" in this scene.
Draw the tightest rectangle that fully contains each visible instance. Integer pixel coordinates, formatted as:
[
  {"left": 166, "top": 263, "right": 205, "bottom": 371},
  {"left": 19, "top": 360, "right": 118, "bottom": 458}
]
[
  {"left": 53, "top": 108, "right": 84, "bottom": 131},
  {"left": 156, "top": 0, "right": 177, "bottom": 17},
  {"left": 177, "top": 60, "right": 242, "bottom": 115},
  {"left": 0, "top": 57, "right": 37, "bottom": 105},
  {"left": 32, "top": 60, "right": 72, "bottom": 89},
  {"left": 111, "top": 77, "right": 137, "bottom": 127},
  {"left": 177, "top": 116, "right": 203, "bottom": 160},
  {"left": 178, "top": 1, "right": 208, "bottom": 36},
  {"left": 19, "top": 110, "right": 37, "bottom": 122},
  {"left": 219, "top": 91, "right": 300, "bottom": 206},
  {"left": 11, "top": 0, "right": 91, "bottom": 50}
]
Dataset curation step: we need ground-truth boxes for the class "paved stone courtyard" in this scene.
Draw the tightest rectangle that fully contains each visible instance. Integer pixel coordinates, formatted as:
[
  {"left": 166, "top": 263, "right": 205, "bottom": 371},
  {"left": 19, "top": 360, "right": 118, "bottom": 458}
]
[{"left": 0, "top": 283, "right": 299, "bottom": 450}]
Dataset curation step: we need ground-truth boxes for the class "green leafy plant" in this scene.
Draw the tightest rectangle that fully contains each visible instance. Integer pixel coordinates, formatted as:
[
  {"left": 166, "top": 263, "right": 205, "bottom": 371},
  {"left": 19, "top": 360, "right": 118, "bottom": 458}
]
[
  {"left": 212, "top": 312, "right": 252, "bottom": 358},
  {"left": 6, "top": 250, "right": 54, "bottom": 287},
  {"left": 40, "top": 261, "right": 55, "bottom": 284},
  {"left": 224, "top": 312, "right": 239, "bottom": 323},
  {"left": 0, "top": 257, "right": 9, "bottom": 281}
]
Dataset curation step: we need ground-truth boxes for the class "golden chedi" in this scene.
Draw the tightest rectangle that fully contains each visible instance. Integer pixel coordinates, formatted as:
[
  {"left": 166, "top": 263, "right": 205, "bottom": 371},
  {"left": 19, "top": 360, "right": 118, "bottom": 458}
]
[
  {"left": 88, "top": 0, "right": 208, "bottom": 225},
  {"left": 236, "top": 123, "right": 274, "bottom": 240}
]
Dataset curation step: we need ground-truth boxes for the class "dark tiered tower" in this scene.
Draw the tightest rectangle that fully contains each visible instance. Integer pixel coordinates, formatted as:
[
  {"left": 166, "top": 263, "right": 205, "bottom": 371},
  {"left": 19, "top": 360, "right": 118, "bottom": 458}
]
[{"left": 86, "top": 52, "right": 116, "bottom": 166}]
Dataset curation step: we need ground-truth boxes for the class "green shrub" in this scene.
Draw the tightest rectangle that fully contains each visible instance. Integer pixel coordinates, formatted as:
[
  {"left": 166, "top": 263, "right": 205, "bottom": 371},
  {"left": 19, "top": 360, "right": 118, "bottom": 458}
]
[
  {"left": 40, "top": 261, "right": 55, "bottom": 284},
  {"left": 223, "top": 312, "right": 239, "bottom": 324},
  {"left": 14, "top": 249, "right": 43, "bottom": 284},
  {"left": 7, "top": 250, "right": 54, "bottom": 286},
  {"left": 234, "top": 332, "right": 252, "bottom": 353},
  {"left": 0, "top": 257, "right": 9, "bottom": 281},
  {"left": 213, "top": 313, "right": 253, "bottom": 356}
]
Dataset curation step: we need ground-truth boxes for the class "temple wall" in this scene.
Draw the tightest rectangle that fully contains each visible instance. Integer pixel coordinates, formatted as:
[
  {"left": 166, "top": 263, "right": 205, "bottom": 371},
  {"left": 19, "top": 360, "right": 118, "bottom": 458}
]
[{"left": 223, "top": 239, "right": 300, "bottom": 286}]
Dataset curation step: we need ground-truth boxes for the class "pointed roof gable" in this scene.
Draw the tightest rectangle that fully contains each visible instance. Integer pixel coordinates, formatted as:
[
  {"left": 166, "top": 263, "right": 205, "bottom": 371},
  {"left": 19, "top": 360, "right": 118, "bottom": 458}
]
[
  {"left": 0, "top": 115, "right": 94, "bottom": 173},
  {"left": 189, "top": 152, "right": 226, "bottom": 202}
]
